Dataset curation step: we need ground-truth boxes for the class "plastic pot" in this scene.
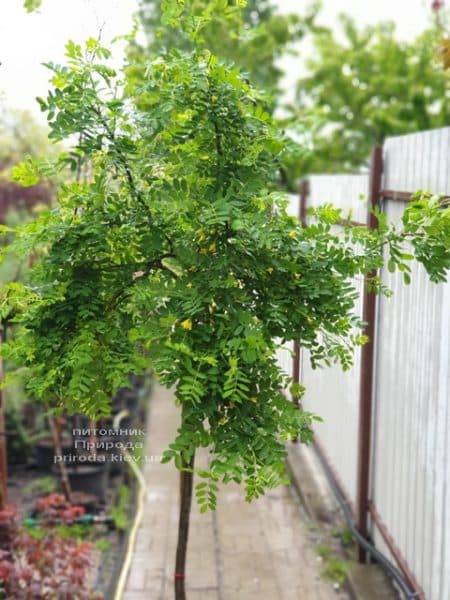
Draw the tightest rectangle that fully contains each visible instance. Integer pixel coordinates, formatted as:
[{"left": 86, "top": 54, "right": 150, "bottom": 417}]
[
  {"left": 35, "top": 437, "right": 73, "bottom": 471},
  {"left": 66, "top": 460, "right": 110, "bottom": 504}
]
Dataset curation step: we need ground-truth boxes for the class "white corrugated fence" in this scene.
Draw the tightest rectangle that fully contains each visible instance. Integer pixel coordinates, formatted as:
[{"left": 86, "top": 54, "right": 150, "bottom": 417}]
[{"left": 280, "top": 127, "right": 450, "bottom": 600}]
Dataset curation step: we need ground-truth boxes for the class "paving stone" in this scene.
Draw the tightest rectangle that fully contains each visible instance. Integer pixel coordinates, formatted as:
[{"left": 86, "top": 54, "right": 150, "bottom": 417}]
[{"left": 124, "top": 383, "right": 347, "bottom": 600}]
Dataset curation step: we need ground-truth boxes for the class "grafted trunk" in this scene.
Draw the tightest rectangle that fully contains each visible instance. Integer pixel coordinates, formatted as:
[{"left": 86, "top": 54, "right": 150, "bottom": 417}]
[
  {"left": 174, "top": 452, "right": 195, "bottom": 600},
  {"left": 49, "top": 416, "right": 72, "bottom": 502}
]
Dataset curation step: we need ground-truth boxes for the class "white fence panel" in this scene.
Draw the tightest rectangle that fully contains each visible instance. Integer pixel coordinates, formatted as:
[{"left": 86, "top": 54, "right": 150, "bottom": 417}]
[
  {"left": 277, "top": 128, "right": 450, "bottom": 598},
  {"left": 373, "top": 217, "right": 450, "bottom": 600},
  {"left": 286, "top": 193, "right": 299, "bottom": 218},
  {"left": 306, "top": 174, "right": 368, "bottom": 223},
  {"left": 299, "top": 174, "right": 368, "bottom": 504},
  {"left": 383, "top": 127, "right": 450, "bottom": 193},
  {"left": 372, "top": 129, "right": 450, "bottom": 600},
  {"left": 275, "top": 340, "right": 293, "bottom": 380}
]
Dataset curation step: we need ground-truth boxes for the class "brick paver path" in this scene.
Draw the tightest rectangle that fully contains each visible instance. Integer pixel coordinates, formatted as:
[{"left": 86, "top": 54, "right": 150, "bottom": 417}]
[{"left": 124, "top": 383, "right": 344, "bottom": 600}]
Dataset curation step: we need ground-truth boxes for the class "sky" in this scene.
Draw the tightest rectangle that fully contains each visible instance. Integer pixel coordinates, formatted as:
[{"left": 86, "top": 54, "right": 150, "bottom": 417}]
[{"left": 0, "top": 0, "right": 434, "bottom": 123}]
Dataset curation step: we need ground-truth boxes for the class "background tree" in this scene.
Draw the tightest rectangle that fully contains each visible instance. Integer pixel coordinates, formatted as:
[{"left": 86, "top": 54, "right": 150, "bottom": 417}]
[
  {"left": 1, "top": 2, "right": 449, "bottom": 599},
  {"left": 0, "top": 106, "right": 54, "bottom": 511},
  {"left": 23, "top": 0, "right": 42, "bottom": 12},
  {"left": 291, "top": 15, "right": 450, "bottom": 174},
  {"left": 128, "top": 0, "right": 319, "bottom": 101},
  {"left": 0, "top": 108, "right": 54, "bottom": 227},
  {"left": 0, "top": 108, "right": 52, "bottom": 172}
]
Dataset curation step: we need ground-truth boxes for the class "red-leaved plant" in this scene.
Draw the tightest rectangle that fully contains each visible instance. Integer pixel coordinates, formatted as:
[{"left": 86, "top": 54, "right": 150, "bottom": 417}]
[
  {"left": 0, "top": 531, "right": 102, "bottom": 599},
  {"left": 0, "top": 505, "right": 18, "bottom": 551},
  {"left": 35, "top": 493, "right": 86, "bottom": 524}
]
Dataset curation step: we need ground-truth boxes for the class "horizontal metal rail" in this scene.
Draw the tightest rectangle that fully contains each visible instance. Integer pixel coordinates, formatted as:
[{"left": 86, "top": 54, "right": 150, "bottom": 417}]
[{"left": 381, "top": 189, "right": 413, "bottom": 202}]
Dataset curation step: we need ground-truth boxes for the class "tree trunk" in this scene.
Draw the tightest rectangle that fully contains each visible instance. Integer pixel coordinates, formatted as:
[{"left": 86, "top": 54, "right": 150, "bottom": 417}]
[
  {"left": 88, "top": 418, "right": 97, "bottom": 456},
  {"left": 174, "top": 452, "right": 195, "bottom": 600},
  {"left": 49, "top": 416, "right": 72, "bottom": 502}
]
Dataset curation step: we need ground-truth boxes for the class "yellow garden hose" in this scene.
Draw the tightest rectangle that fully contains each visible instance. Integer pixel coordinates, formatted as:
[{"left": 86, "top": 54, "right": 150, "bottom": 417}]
[{"left": 112, "top": 410, "right": 148, "bottom": 600}]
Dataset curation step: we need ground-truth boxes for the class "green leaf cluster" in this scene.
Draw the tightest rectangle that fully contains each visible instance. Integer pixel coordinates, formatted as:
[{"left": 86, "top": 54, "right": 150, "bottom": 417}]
[
  {"left": 128, "top": 0, "right": 318, "bottom": 105},
  {"left": 23, "top": 0, "right": 42, "bottom": 13}
]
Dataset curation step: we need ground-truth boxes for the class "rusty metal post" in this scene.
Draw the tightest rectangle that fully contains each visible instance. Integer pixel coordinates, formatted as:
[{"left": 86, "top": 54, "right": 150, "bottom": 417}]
[
  {"left": 0, "top": 326, "right": 8, "bottom": 509},
  {"left": 356, "top": 146, "right": 383, "bottom": 562}
]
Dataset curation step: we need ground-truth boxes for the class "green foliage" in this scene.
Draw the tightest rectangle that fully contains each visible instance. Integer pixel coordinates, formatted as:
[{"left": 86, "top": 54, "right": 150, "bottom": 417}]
[
  {"left": 5, "top": 405, "right": 31, "bottom": 463},
  {"left": 292, "top": 16, "right": 450, "bottom": 173},
  {"left": 55, "top": 523, "right": 90, "bottom": 540},
  {"left": 130, "top": 0, "right": 317, "bottom": 102},
  {"left": 316, "top": 543, "right": 349, "bottom": 586},
  {"left": 1, "top": 5, "right": 449, "bottom": 506},
  {"left": 401, "top": 192, "right": 450, "bottom": 282},
  {"left": 195, "top": 477, "right": 218, "bottom": 513},
  {"left": 24, "top": 524, "right": 49, "bottom": 541},
  {"left": 11, "top": 159, "right": 40, "bottom": 187},
  {"left": 0, "top": 108, "right": 55, "bottom": 173},
  {"left": 331, "top": 526, "right": 354, "bottom": 548},
  {"left": 23, "top": 476, "right": 56, "bottom": 496},
  {"left": 111, "top": 485, "right": 130, "bottom": 531},
  {"left": 130, "top": 0, "right": 317, "bottom": 190},
  {"left": 95, "top": 538, "right": 112, "bottom": 552},
  {"left": 23, "top": 0, "right": 42, "bottom": 13}
]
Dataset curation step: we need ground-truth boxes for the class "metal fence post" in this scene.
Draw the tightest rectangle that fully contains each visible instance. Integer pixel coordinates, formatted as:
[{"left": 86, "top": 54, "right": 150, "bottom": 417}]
[{"left": 356, "top": 145, "right": 383, "bottom": 562}]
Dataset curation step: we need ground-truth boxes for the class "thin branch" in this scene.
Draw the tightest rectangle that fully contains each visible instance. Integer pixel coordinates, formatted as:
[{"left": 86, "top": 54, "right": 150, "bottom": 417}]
[{"left": 106, "top": 254, "right": 177, "bottom": 312}]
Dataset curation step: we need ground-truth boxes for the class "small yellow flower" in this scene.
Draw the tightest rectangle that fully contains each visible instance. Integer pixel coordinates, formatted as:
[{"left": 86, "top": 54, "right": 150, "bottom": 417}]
[
  {"left": 249, "top": 396, "right": 257, "bottom": 403},
  {"left": 186, "top": 282, "right": 193, "bottom": 288},
  {"left": 208, "top": 242, "right": 217, "bottom": 253},
  {"left": 181, "top": 319, "right": 192, "bottom": 331},
  {"left": 266, "top": 267, "right": 274, "bottom": 274},
  {"left": 288, "top": 230, "right": 297, "bottom": 239}
]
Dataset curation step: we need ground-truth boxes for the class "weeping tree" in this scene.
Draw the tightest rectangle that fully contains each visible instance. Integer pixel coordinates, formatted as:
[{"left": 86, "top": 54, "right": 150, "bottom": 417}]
[{"left": 1, "top": 2, "right": 449, "bottom": 599}]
